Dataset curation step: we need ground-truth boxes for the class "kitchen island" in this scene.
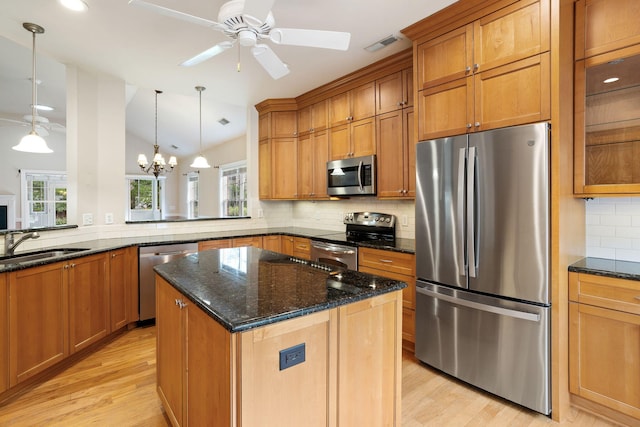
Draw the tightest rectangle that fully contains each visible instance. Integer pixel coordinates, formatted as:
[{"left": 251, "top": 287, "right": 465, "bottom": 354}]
[{"left": 153, "top": 247, "right": 406, "bottom": 427}]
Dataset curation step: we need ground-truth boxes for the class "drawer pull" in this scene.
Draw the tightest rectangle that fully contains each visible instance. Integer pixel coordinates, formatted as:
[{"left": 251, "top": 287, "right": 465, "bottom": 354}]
[
  {"left": 634, "top": 296, "right": 640, "bottom": 302},
  {"left": 379, "top": 259, "right": 393, "bottom": 263}
]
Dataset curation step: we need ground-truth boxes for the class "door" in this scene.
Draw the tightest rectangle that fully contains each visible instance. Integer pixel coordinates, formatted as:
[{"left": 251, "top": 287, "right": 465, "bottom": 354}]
[
  {"left": 415, "top": 134, "right": 468, "bottom": 288},
  {"left": 468, "top": 123, "right": 550, "bottom": 303}
]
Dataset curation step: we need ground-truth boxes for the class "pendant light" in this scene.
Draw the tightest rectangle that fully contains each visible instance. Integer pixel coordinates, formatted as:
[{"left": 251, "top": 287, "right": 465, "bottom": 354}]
[
  {"left": 190, "top": 86, "right": 211, "bottom": 169},
  {"left": 137, "top": 90, "right": 177, "bottom": 178},
  {"left": 12, "top": 23, "right": 53, "bottom": 154}
]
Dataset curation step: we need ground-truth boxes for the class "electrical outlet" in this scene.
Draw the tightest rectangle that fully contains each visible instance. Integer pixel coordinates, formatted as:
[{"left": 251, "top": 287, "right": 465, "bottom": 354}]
[
  {"left": 257, "top": 208, "right": 264, "bottom": 218},
  {"left": 401, "top": 215, "right": 408, "bottom": 226},
  {"left": 105, "top": 213, "right": 114, "bottom": 224},
  {"left": 279, "top": 343, "right": 305, "bottom": 371},
  {"left": 82, "top": 213, "right": 93, "bottom": 226}
]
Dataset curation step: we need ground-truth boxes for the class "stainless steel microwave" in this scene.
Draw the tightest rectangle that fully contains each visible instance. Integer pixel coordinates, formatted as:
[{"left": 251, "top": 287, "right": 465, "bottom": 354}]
[{"left": 326, "top": 155, "right": 376, "bottom": 196}]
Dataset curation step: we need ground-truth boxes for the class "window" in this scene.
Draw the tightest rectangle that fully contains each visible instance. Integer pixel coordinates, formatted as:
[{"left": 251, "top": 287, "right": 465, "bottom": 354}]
[
  {"left": 126, "top": 175, "right": 165, "bottom": 221},
  {"left": 20, "top": 170, "right": 67, "bottom": 228},
  {"left": 220, "top": 161, "right": 247, "bottom": 217},
  {"left": 187, "top": 172, "right": 199, "bottom": 219}
]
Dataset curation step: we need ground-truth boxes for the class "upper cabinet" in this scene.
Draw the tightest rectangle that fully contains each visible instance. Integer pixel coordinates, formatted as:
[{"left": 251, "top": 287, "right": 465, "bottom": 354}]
[
  {"left": 414, "top": 0, "right": 551, "bottom": 140},
  {"left": 574, "top": 0, "right": 640, "bottom": 196},
  {"left": 329, "top": 82, "right": 376, "bottom": 127},
  {"left": 376, "top": 68, "right": 413, "bottom": 114}
]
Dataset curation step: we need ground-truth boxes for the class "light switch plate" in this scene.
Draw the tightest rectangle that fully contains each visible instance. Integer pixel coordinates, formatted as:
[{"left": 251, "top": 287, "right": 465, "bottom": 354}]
[
  {"left": 105, "top": 213, "right": 114, "bottom": 224},
  {"left": 82, "top": 213, "right": 93, "bottom": 225}
]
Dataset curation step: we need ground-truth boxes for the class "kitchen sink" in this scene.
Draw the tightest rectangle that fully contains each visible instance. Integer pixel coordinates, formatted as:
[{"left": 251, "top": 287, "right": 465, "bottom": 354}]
[{"left": 0, "top": 248, "right": 90, "bottom": 266}]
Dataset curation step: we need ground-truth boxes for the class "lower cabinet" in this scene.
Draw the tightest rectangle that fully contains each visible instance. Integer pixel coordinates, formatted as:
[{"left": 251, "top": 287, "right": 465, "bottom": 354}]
[
  {"left": 109, "top": 246, "right": 138, "bottom": 331},
  {"left": 0, "top": 273, "right": 7, "bottom": 394},
  {"left": 262, "top": 235, "right": 282, "bottom": 252},
  {"left": 292, "top": 237, "right": 311, "bottom": 260},
  {"left": 569, "top": 272, "right": 640, "bottom": 422},
  {"left": 156, "top": 275, "right": 402, "bottom": 426},
  {"left": 358, "top": 247, "right": 416, "bottom": 351}
]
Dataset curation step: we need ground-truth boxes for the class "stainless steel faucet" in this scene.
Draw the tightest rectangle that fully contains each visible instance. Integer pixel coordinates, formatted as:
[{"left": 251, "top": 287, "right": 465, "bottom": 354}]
[{"left": 4, "top": 231, "right": 40, "bottom": 256}]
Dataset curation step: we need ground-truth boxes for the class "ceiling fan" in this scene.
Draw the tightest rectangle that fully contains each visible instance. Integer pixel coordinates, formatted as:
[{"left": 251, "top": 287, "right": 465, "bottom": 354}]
[
  {"left": 129, "top": 0, "right": 351, "bottom": 79},
  {"left": 0, "top": 114, "right": 66, "bottom": 137}
]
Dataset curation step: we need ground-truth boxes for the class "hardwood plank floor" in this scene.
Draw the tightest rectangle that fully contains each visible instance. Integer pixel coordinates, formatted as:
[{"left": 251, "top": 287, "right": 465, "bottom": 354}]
[{"left": 0, "top": 326, "right": 619, "bottom": 426}]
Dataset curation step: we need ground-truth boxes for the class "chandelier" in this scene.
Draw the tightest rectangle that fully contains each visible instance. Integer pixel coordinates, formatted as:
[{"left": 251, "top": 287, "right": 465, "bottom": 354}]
[{"left": 137, "top": 89, "right": 177, "bottom": 178}]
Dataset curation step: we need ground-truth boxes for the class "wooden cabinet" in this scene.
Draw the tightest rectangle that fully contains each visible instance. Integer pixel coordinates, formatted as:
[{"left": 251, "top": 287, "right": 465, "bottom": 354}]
[
  {"left": 108, "top": 246, "right": 138, "bottom": 331},
  {"left": 258, "top": 139, "right": 271, "bottom": 199},
  {"left": 376, "top": 107, "right": 415, "bottom": 198},
  {"left": 262, "top": 235, "right": 281, "bottom": 253},
  {"left": 297, "top": 100, "right": 328, "bottom": 136},
  {"left": 329, "top": 82, "right": 376, "bottom": 127},
  {"left": 575, "top": 0, "right": 640, "bottom": 60},
  {"left": 0, "top": 273, "right": 6, "bottom": 394},
  {"left": 573, "top": 0, "right": 640, "bottom": 196},
  {"left": 199, "top": 239, "right": 232, "bottom": 251},
  {"left": 329, "top": 116, "right": 376, "bottom": 160},
  {"left": 68, "top": 253, "right": 109, "bottom": 354},
  {"left": 9, "top": 261, "right": 68, "bottom": 386},
  {"left": 281, "top": 235, "right": 295, "bottom": 256},
  {"left": 569, "top": 272, "right": 640, "bottom": 420},
  {"left": 297, "top": 128, "right": 329, "bottom": 199},
  {"left": 376, "top": 68, "right": 413, "bottom": 114},
  {"left": 358, "top": 247, "right": 416, "bottom": 351},
  {"left": 292, "top": 237, "right": 311, "bottom": 260},
  {"left": 415, "top": 0, "right": 551, "bottom": 140},
  {"left": 259, "top": 110, "right": 298, "bottom": 140},
  {"left": 232, "top": 236, "right": 263, "bottom": 248},
  {"left": 271, "top": 137, "right": 298, "bottom": 199}
]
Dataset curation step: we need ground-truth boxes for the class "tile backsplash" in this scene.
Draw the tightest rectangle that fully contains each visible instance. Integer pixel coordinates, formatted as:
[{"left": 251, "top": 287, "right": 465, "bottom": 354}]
[{"left": 586, "top": 197, "right": 640, "bottom": 262}]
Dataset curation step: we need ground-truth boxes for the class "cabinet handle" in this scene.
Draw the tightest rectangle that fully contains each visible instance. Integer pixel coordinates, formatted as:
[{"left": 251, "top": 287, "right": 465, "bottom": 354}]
[
  {"left": 175, "top": 299, "right": 181, "bottom": 306},
  {"left": 378, "top": 259, "right": 393, "bottom": 263},
  {"left": 634, "top": 296, "right": 640, "bottom": 302}
]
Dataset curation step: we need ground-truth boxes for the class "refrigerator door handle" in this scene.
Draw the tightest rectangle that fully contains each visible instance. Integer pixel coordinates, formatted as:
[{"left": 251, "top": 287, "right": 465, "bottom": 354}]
[
  {"left": 457, "top": 147, "right": 466, "bottom": 276},
  {"left": 416, "top": 285, "right": 541, "bottom": 322},
  {"left": 467, "top": 146, "right": 477, "bottom": 278}
]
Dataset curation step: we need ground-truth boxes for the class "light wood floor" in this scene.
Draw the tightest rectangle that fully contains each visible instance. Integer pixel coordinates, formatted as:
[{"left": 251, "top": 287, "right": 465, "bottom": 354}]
[{"left": 0, "top": 326, "right": 619, "bottom": 426}]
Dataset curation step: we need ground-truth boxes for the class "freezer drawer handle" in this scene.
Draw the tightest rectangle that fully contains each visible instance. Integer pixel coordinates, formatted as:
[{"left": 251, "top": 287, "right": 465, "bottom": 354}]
[{"left": 416, "top": 286, "right": 541, "bottom": 322}]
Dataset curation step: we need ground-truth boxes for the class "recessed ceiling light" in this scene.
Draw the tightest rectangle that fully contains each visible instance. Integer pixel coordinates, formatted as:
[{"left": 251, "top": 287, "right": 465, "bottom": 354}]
[
  {"left": 59, "top": 0, "right": 89, "bottom": 12},
  {"left": 603, "top": 77, "right": 620, "bottom": 84}
]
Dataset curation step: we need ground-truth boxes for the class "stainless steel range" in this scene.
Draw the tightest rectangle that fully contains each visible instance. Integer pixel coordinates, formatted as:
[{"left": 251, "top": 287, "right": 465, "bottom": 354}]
[{"left": 310, "top": 212, "right": 396, "bottom": 270}]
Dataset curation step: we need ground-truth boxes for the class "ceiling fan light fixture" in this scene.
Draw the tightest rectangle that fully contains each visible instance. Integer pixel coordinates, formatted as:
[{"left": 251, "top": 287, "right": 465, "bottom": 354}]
[
  {"left": 34, "top": 104, "right": 54, "bottom": 111},
  {"left": 191, "top": 86, "right": 211, "bottom": 169},
  {"left": 13, "top": 131, "right": 53, "bottom": 153},
  {"left": 59, "top": 0, "right": 89, "bottom": 12}
]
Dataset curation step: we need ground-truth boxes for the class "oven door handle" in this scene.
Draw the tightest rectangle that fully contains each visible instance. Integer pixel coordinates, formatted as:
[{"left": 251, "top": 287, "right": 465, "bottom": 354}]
[{"left": 311, "top": 241, "right": 356, "bottom": 255}]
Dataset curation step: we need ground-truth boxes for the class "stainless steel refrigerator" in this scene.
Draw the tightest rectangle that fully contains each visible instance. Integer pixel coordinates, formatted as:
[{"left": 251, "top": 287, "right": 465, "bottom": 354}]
[{"left": 414, "top": 122, "right": 551, "bottom": 415}]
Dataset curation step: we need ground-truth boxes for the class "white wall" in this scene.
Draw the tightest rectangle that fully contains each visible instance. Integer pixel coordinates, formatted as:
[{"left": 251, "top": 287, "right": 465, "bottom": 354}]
[{"left": 585, "top": 197, "right": 640, "bottom": 262}]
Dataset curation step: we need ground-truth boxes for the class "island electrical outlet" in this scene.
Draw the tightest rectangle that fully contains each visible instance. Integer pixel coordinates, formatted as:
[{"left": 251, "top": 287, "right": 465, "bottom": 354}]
[{"left": 279, "top": 343, "right": 305, "bottom": 370}]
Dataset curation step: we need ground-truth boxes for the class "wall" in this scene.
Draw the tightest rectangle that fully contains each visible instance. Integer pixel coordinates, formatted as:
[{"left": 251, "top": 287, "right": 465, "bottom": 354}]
[{"left": 585, "top": 197, "right": 640, "bottom": 262}]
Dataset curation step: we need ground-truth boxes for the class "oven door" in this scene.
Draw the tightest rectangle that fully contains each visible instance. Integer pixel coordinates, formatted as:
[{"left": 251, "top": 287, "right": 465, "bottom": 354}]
[
  {"left": 327, "top": 155, "right": 376, "bottom": 196},
  {"left": 310, "top": 240, "right": 357, "bottom": 270}
]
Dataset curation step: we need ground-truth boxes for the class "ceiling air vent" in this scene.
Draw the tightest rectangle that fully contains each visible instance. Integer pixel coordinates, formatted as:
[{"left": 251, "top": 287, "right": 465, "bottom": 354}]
[
  {"left": 364, "top": 34, "right": 401, "bottom": 52},
  {"left": 218, "top": 118, "right": 230, "bottom": 125}
]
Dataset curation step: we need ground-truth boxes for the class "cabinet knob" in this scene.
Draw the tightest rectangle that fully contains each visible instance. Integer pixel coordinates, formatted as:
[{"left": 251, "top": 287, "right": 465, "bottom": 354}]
[
  {"left": 397, "top": 102, "right": 403, "bottom": 107},
  {"left": 70, "top": 263, "right": 76, "bottom": 268},
  {"left": 465, "top": 66, "right": 471, "bottom": 73},
  {"left": 466, "top": 123, "right": 472, "bottom": 129},
  {"left": 175, "top": 298, "right": 181, "bottom": 306},
  {"left": 474, "top": 122, "right": 480, "bottom": 127},
  {"left": 473, "top": 63, "right": 479, "bottom": 71},
  {"left": 64, "top": 264, "right": 69, "bottom": 269}
]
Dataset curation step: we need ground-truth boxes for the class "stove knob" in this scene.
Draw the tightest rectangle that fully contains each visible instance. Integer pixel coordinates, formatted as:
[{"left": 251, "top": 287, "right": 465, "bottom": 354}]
[{"left": 385, "top": 217, "right": 391, "bottom": 223}]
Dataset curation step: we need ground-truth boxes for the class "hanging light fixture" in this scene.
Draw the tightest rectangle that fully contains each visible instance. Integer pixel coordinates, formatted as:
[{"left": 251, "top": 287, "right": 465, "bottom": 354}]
[
  {"left": 190, "top": 86, "right": 211, "bottom": 169},
  {"left": 137, "top": 90, "right": 177, "bottom": 178},
  {"left": 12, "top": 23, "right": 53, "bottom": 154}
]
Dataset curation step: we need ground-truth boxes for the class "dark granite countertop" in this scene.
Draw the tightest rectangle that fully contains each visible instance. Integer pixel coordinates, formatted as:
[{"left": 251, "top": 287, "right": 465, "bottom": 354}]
[
  {"left": 154, "top": 247, "right": 407, "bottom": 332},
  {"left": 569, "top": 257, "right": 640, "bottom": 281},
  {"left": 0, "top": 227, "right": 415, "bottom": 273}
]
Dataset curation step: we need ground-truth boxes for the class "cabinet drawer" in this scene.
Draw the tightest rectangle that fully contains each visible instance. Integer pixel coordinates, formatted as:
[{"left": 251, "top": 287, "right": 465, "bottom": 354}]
[
  {"left": 358, "top": 247, "right": 415, "bottom": 276},
  {"left": 569, "top": 272, "right": 640, "bottom": 315},
  {"left": 292, "top": 237, "right": 311, "bottom": 260}
]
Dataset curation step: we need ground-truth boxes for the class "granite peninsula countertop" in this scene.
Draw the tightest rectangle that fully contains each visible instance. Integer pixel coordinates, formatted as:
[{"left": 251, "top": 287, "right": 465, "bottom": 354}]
[
  {"left": 569, "top": 257, "right": 640, "bottom": 281},
  {"left": 0, "top": 226, "right": 415, "bottom": 273},
  {"left": 154, "top": 247, "right": 407, "bottom": 332}
]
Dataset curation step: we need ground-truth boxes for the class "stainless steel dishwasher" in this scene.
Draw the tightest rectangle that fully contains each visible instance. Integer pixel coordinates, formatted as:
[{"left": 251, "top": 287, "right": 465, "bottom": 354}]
[{"left": 139, "top": 243, "right": 198, "bottom": 321}]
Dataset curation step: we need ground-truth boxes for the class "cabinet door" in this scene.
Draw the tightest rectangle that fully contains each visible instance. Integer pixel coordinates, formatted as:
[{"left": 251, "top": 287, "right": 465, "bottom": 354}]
[
  {"left": 271, "top": 111, "right": 297, "bottom": 138},
  {"left": 474, "top": 52, "right": 551, "bottom": 131},
  {"left": 405, "top": 107, "right": 416, "bottom": 198},
  {"left": 311, "top": 129, "right": 329, "bottom": 198},
  {"left": 474, "top": 0, "right": 550, "bottom": 72},
  {"left": 69, "top": 253, "right": 109, "bottom": 354},
  {"left": 293, "top": 237, "right": 311, "bottom": 260},
  {"left": 297, "top": 105, "right": 312, "bottom": 136},
  {"left": 329, "top": 123, "right": 351, "bottom": 160},
  {"left": 281, "top": 236, "right": 295, "bottom": 256},
  {"left": 376, "top": 110, "right": 405, "bottom": 198},
  {"left": 338, "top": 291, "right": 402, "bottom": 427},
  {"left": 9, "top": 262, "right": 68, "bottom": 386},
  {"left": 311, "top": 99, "right": 328, "bottom": 132},
  {"left": 351, "top": 117, "right": 376, "bottom": 158},
  {"left": 376, "top": 71, "right": 404, "bottom": 115},
  {"left": 0, "top": 273, "right": 7, "bottom": 394},
  {"left": 232, "top": 236, "right": 263, "bottom": 248},
  {"left": 417, "top": 24, "right": 473, "bottom": 90},
  {"left": 418, "top": 77, "right": 473, "bottom": 140},
  {"left": 577, "top": 0, "right": 640, "bottom": 59},
  {"left": 570, "top": 302, "right": 640, "bottom": 419},
  {"left": 262, "top": 235, "right": 282, "bottom": 253},
  {"left": 156, "top": 277, "right": 185, "bottom": 427},
  {"left": 329, "top": 91, "right": 351, "bottom": 127},
  {"left": 258, "top": 113, "right": 269, "bottom": 141},
  {"left": 271, "top": 137, "right": 298, "bottom": 199},
  {"left": 403, "top": 67, "right": 414, "bottom": 108},
  {"left": 259, "top": 139, "right": 271, "bottom": 199},
  {"left": 351, "top": 81, "right": 376, "bottom": 121},
  {"left": 109, "top": 249, "right": 128, "bottom": 331},
  {"left": 297, "top": 133, "right": 314, "bottom": 198}
]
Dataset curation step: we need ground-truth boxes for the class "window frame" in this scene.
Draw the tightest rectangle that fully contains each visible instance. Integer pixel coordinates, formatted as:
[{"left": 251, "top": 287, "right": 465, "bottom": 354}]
[
  {"left": 20, "top": 169, "right": 68, "bottom": 228},
  {"left": 219, "top": 160, "right": 248, "bottom": 218}
]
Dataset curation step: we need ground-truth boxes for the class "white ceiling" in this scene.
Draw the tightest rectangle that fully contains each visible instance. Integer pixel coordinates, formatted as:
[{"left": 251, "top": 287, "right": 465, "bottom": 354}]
[{"left": 0, "top": 0, "right": 456, "bottom": 157}]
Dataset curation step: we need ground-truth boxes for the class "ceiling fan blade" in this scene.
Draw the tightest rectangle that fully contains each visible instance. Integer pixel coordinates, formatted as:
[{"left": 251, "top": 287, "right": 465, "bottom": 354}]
[
  {"left": 34, "top": 125, "right": 50, "bottom": 137},
  {"left": 128, "top": 0, "right": 220, "bottom": 29},
  {"left": 242, "top": 0, "right": 276, "bottom": 23},
  {"left": 179, "top": 41, "right": 234, "bottom": 67},
  {"left": 251, "top": 44, "right": 289, "bottom": 80},
  {"left": 269, "top": 28, "right": 351, "bottom": 51},
  {"left": 0, "top": 117, "right": 28, "bottom": 126}
]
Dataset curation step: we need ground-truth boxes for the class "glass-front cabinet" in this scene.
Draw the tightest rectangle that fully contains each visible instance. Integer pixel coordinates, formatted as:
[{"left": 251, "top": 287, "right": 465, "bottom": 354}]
[{"left": 575, "top": 47, "right": 640, "bottom": 195}]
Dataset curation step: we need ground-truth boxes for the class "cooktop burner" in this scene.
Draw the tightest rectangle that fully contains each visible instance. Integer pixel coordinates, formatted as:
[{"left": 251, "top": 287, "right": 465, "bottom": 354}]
[{"left": 344, "top": 212, "right": 396, "bottom": 243}]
